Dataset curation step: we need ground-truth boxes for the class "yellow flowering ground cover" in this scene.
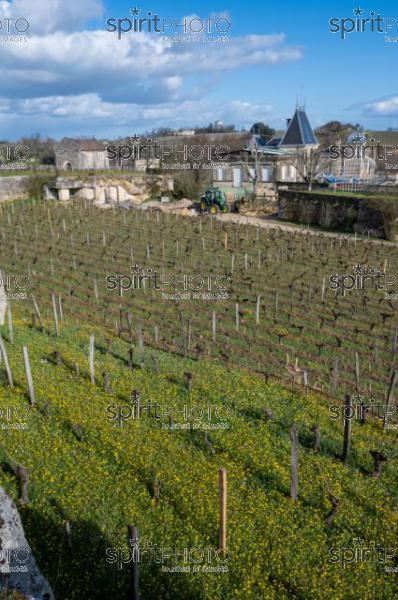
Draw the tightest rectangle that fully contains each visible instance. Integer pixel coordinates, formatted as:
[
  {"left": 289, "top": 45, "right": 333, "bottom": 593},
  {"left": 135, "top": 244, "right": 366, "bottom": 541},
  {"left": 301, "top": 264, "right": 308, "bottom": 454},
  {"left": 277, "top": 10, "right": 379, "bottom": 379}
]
[{"left": 0, "top": 316, "right": 396, "bottom": 599}]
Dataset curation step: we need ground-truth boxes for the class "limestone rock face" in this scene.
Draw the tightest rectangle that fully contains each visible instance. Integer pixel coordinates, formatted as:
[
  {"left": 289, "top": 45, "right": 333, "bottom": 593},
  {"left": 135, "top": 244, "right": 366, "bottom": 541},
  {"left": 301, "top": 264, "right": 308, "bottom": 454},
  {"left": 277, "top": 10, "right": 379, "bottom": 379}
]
[
  {"left": 47, "top": 174, "right": 174, "bottom": 206},
  {"left": 0, "top": 486, "right": 55, "bottom": 600}
]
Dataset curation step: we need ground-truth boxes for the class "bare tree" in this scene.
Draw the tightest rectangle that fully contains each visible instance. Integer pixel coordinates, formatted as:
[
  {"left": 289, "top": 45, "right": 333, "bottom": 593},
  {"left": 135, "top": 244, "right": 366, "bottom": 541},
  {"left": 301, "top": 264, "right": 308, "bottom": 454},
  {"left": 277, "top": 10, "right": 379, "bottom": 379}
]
[
  {"left": 289, "top": 147, "right": 330, "bottom": 191},
  {"left": 242, "top": 138, "right": 263, "bottom": 199}
]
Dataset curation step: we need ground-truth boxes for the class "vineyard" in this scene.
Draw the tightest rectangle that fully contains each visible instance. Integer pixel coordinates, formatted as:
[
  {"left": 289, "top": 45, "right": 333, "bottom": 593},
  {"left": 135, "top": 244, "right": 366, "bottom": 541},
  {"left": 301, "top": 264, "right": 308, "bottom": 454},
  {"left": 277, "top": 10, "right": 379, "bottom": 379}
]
[
  {"left": 0, "top": 198, "right": 397, "bottom": 599},
  {"left": 1, "top": 198, "right": 398, "bottom": 399}
]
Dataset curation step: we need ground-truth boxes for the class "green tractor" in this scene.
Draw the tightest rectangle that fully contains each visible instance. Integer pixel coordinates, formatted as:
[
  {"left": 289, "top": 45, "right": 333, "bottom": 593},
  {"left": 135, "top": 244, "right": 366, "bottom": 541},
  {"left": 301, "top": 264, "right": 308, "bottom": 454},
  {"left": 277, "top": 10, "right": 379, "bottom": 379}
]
[{"left": 197, "top": 187, "right": 229, "bottom": 214}]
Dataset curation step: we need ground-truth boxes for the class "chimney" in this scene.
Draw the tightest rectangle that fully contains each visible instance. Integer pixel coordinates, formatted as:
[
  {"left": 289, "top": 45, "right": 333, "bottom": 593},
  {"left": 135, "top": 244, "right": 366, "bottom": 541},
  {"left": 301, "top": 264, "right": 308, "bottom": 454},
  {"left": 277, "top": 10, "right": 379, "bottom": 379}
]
[{"left": 286, "top": 118, "right": 291, "bottom": 127}]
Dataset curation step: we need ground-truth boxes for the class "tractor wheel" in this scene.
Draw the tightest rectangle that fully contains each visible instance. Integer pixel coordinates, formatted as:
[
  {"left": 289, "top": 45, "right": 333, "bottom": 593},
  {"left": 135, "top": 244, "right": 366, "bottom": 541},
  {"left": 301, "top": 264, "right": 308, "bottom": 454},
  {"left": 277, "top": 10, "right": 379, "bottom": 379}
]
[
  {"left": 221, "top": 205, "right": 229, "bottom": 213},
  {"left": 200, "top": 201, "right": 206, "bottom": 212},
  {"left": 210, "top": 205, "right": 218, "bottom": 214}
]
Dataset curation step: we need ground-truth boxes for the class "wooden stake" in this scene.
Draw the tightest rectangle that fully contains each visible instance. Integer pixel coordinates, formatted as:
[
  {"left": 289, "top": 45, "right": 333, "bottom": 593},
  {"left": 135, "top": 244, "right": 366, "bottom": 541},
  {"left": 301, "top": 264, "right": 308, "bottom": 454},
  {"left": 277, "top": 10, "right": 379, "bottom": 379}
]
[
  {"left": 212, "top": 311, "right": 217, "bottom": 342},
  {"left": 16, "top": 465, "right": 29, "bottom": 504},
  {"left": 219, "top": 467, "right": 227, "bottom": 553},
  {"left": 0, "top": 334, "right": 14, "bottom": 388},
  {"left": 355, "top": 352, "right": 360, "bottom": 393},
  {"left": 51, "top": 293, "right": 59, "bottom": 337},
  {"left": 127, "top": 525, "right": 140, "bottom": 600},
  {"left": 384, "top": 371, "right": 398, "bottom": 429},
  {"left": 342, "top": 395, "right": 352, "bottom": 465},
  {"left": 7, "top": 303, "right": 13, "bottom": 344},
  {"left": 187, "top": 319, "right": 192, "bottom": 351},
  {"left": 255, "top": 296, "right": 261, "bottom": 325},
  {"left": 290, "top": 424, "right": 299, "bottom": 500},
  {"left": 58, "top": 294, "right": 63, "bottom": 321},
  {"left": 89, "top": 334, "right": 95, "bottom": 384},
  {"left": 137, "top": 322, "right": 144, "bottom": 366},
  {"left": 330, "top": 358, "right": 339, "bottom": 396},
  {"left": 312, "top": 424, "right": 321, "bottom": 452},
  {"left": 31, "top": 295, "right": 44, "bottom": 331},
  {"left": 22, "top": 346, "right": 35, "bottom": 405}
]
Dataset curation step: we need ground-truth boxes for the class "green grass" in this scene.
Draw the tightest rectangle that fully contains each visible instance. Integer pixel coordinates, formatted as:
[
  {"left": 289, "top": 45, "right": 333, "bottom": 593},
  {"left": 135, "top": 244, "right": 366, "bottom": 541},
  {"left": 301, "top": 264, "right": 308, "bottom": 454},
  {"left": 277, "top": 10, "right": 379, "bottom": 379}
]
[{"left": 0, "top": 317, "right": 397, "bottom": 599}]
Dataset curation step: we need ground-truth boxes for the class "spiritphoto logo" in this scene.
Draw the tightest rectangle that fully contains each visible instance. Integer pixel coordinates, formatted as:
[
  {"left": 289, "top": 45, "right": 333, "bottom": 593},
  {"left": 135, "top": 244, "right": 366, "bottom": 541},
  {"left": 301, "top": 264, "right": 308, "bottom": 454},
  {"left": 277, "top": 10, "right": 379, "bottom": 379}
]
[
  {"left": 106, "top": 136, "right": 230, "bottom": 167},
  {"left": 106, "top": 392, "right": 230, "bottom": 430},
  {"left": 329, "top": 136, "right": 397, "bottom": 162},
  {"left": 0, "top": 272, "right": 30, "bottom": 300},
  {"left": 0, "top": 144, "right": 30, "bottom": 170},
  {"left": 328, "top": 264, "right": 396, "bottom": 297},
  {"left": 106, "top": 537, "right": 230, "bottom": 572},
  {"left": 106, "top": 265, "right": 231, "bottom": 300},
  {"left": 0, "top": 547, "right": 30, "bottom": 573},
  {"left": 106, "top": 7, "right": 231, "bottom": 41},
  {"left": 329, "top": 6, "right": 397, "bottom": 40},
  {"left": 0, "top": 16, "right": 29, "bottom": 43},
  {"left": 328, "top": 393, "right": 395, "bottom": 422},
  {"left": 0, "top": 406, "right": 30, "bottom": 430},
  {"left": 329, "top": 538, "right": 396, "bottom": 569}
]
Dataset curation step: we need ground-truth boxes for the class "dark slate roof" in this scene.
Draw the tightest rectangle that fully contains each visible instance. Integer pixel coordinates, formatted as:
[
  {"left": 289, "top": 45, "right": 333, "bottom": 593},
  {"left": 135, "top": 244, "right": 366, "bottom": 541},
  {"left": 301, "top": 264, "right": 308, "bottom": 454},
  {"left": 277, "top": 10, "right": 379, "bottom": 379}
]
[
  {"left": 253, "top": 134, "right": 268, "bottom": 147},
  {"left": 280, "top": 108, "right": 318, "bottom": 147},
  {"left": 266, "top": 136, "right": 283, "bottom": 148}
]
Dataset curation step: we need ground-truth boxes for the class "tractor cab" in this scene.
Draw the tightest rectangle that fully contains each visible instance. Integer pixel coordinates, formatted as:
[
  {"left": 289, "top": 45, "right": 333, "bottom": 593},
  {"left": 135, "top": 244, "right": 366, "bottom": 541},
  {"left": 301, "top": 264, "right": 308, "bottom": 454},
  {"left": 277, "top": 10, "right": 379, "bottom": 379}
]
[{"left": 198, "top": 187, "right": 229, "bottom": 214}]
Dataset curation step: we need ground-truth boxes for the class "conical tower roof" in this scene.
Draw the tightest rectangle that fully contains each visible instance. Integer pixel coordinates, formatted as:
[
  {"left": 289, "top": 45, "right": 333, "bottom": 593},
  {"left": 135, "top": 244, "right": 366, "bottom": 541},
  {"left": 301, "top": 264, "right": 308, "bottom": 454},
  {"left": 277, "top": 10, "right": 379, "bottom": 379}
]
[{"left": 280, "top": 107, "right": 318, "bottom": 147}]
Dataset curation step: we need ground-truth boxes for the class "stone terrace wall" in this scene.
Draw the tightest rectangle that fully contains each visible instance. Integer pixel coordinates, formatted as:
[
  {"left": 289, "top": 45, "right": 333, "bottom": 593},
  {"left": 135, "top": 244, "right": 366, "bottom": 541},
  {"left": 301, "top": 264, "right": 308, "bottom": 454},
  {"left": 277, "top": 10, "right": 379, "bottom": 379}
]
[
  {"left": 278, "top": 189, "right": 386, "bottom": 238},
  {"left": 0, "top": 175, "right": 28, "bottom": 200}
]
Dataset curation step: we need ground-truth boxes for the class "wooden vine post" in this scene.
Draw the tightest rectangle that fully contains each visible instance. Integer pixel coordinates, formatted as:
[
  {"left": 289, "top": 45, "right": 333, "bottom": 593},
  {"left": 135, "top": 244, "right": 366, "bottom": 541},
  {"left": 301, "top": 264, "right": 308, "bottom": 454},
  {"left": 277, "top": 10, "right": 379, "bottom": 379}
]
[
  {"left": 51, "top": 293, "right": 59, "bottom": 337},
  {"left": 31, "top": 295, "right": 44, "bottom": 331},
  {"left": 212, "top": 311, "right": 217, "bottom": 343},
  {"left": 16, "top": 465, "right": 29, "bottom": 504},
  {"left": 22, "top": 346, "right": 35, "bottom": 405},
  {"left": 290, "top": 424, "right": 299, "bottom": 501},
  {"left": 0, "top": 334, "right": 14, "bottom": 388},
  {"left": 219, "top": 467, "right": 227, "bottom": 554},
  {"left": 127, "top": 525, "right": 140, "bottom": 600},
  {"left": 342, "top": 394, "right": 352, "bottom": 465},
  {"left": 7, "top": 303, "right": 13, "bottom": 344},
  {"left": 89, "top": 334, "right": 95, "bottom": 384},
  {"left": 384, "top": 371, "right": 398, "bottom": 429}
]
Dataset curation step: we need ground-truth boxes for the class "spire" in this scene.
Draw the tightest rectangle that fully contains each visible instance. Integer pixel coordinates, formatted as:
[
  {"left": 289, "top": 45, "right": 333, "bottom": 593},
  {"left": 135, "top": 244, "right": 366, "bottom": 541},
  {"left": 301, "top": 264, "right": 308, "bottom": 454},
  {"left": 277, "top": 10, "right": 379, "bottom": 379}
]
[{"left": 279, "top": 107, "right": 318, "bottom": 147}]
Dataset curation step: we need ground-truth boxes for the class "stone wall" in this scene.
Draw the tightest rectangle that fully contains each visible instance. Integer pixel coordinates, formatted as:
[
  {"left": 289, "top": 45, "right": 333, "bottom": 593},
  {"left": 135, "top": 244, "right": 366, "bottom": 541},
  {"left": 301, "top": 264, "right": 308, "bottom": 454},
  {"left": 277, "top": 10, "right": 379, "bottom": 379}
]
[
  {"left": 278, "top": 189, "right": 386, "bottom": 238},
  {"left": 0, "top": 175, "right": 28, "bottom": 200}
]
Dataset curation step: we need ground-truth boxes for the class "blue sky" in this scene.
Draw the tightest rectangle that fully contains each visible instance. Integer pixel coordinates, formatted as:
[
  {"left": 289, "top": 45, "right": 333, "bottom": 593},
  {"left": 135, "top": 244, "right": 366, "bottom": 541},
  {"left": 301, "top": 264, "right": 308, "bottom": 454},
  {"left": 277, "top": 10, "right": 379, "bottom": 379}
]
[{"left": 0, "top": 0, "right": 397, "bottom": 139}]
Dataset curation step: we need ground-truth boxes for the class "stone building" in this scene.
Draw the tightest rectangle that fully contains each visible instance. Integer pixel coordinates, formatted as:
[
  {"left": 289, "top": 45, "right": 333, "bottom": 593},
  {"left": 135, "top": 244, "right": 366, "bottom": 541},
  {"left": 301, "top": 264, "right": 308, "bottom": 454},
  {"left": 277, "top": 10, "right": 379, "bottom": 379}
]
[
  {"left": 212, "top": 106, "right": 321, "bottom": 197},
  {"left": 54, "top": 138, "right": 109, "bottom": 171}
]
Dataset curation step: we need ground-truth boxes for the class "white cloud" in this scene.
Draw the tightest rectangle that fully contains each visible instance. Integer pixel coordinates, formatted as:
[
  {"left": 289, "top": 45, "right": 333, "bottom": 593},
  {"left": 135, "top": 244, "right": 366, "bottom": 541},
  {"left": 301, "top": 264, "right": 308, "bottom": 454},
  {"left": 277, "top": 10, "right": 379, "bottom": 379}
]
[
  {"left": 0, "top": 30, "right": 302, "bottom": 103},
  {"left": 364, "top": 96, "right": 398, "bottom": 116},
  {"left": 0, "top": 0, "right": 103, "bottom": 33},
  {"left": 10, "top": 93, "right": 271, "bottom": 123},
  {"left": 0, "top": 1, "right": 303, "bottom": 136}
]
